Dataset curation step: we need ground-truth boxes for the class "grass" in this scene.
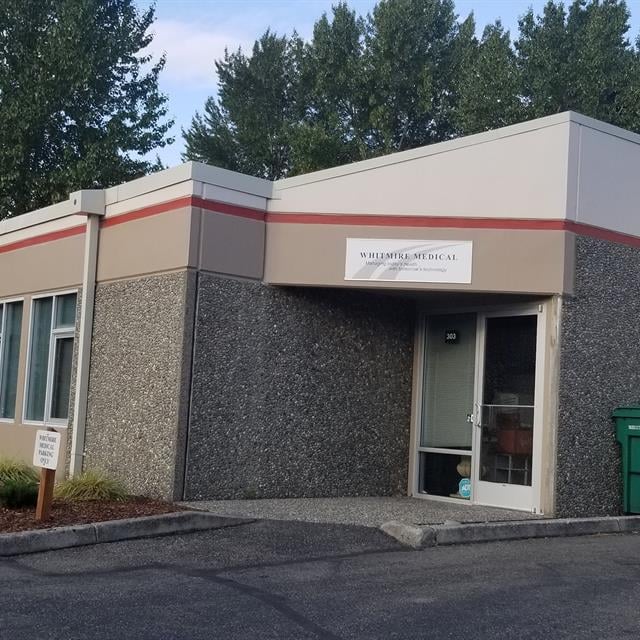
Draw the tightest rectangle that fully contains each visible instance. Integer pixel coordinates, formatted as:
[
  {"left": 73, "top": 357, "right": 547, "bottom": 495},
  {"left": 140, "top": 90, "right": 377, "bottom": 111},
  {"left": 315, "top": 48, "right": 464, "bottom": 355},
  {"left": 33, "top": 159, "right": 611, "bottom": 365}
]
[
  {"left": 0, "top": 458, "right": 39, "bottom": 486},
  {"left": 0, "top": 478, "right": 38, "bottom": 509},
  {"left": 55, "top": 470, "right": 128, "bottom": 502}
]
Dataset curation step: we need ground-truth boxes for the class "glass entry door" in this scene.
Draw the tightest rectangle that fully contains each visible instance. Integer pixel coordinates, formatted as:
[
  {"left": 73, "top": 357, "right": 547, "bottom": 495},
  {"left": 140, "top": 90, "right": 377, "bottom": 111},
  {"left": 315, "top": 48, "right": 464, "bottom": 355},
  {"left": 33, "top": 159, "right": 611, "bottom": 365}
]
[
  {"left": 417, "top": 313, "right": 476, "bottom": 501},
  {"left": 473, "top": 311, "right": 540, "bottom": 510},
  {"left": 417, "top": 306, "right": 543, "bottom": 511}
]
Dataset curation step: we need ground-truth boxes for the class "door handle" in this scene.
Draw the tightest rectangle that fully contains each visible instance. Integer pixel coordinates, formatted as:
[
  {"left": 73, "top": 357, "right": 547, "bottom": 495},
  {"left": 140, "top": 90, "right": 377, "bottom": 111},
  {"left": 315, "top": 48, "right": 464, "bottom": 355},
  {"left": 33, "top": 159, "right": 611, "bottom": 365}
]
[{"left": 473, "top": 403, "right": 482, "bottom": 428}]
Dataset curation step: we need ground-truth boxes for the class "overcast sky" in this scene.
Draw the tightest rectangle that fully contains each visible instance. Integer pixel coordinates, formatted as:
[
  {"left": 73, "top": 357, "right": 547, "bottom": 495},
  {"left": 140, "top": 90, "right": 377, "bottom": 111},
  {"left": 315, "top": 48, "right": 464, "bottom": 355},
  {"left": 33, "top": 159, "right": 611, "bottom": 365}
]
[{"left": 141, "top": 0, "right": 640, "bottom": 166}]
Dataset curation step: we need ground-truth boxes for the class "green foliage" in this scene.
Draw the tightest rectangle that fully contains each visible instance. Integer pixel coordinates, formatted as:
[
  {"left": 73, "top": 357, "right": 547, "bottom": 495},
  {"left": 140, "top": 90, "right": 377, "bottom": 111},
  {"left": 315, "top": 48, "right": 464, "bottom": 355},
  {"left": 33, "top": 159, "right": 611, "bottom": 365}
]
[
  {"left": 184, "top": 0, "right": 640, "bottom": 177},
  {"left": 0, "top": 478, "right": 38, "bottom": 509},
  {"left": 456, "top": 21, "right": 524, "bottom": 134},
  {"left": 364, "top": 0, "right": 464, "bottom": 151},
  {"left": 55, "top": 470, "right": 128, "bottom": 502},
  {"left": 0, "top": 458, "right": 39, "bottom": 486},
  {"left": 514, "top": 0, "right": 640, "bottom": 130},
  {"left": 290, "top": 3, "right": 370, "bottom": 171},
  {"left": 0, "top": 0, "right": 173, "bottom": 219},
  {"left": 184, "top": 31, "right": 302, "bottom": 180}
]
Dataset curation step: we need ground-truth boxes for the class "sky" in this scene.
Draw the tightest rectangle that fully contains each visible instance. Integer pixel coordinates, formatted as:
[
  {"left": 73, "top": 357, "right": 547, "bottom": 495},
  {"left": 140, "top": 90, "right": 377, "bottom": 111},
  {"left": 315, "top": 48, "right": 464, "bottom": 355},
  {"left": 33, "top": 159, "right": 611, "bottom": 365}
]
[{"left": 141, "top": 0, "right": 640, "bottom": 167}]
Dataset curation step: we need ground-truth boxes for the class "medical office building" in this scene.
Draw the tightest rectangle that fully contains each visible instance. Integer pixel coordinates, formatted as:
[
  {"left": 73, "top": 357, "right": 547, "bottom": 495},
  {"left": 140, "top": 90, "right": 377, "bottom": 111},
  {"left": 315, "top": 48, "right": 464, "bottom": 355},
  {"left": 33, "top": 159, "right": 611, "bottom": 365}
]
[{"left": 0, "top": 111, "right": 637, "bottom": 518}]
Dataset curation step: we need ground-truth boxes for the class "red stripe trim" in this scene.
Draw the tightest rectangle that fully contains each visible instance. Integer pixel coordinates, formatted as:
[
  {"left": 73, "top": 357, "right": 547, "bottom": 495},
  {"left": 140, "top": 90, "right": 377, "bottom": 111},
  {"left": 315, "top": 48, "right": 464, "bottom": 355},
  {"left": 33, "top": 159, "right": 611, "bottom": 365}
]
[
  {"left": 192, "top": 196, "right": 265, "bottom": 221},
  {"left": 266, "top": 212, "right": 640, "bottom": 248},
  {"left": 563, "top": 220, "right": 640, "bottom": 248},
  {"left": 0, "top": 195, "right": 266, "bottom": 254},
  {"left": 265, "top": 212, "right": 569, "bottom": 230},
  {"left": 100, "top": 196, "right": 194, "bottom": 228},
  {"left": 0, "top": 224, "right": 85, "bottom": 254},
  {"left": 3, "top": 193, "right": 640, "bottom": 254},
  {"left": 99, "top": 195, "right": 266, "bottom": 229}
]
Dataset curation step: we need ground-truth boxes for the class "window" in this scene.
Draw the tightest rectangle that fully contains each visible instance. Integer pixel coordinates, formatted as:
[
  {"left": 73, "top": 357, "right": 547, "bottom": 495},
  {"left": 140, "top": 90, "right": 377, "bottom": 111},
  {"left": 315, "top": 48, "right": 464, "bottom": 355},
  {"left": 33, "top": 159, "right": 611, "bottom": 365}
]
[
  {"left": 24, "top": 293, "right": 77, "bottom": 424},
  {"left": 0, "top": 300, "right": 23, "bottom": 420}
]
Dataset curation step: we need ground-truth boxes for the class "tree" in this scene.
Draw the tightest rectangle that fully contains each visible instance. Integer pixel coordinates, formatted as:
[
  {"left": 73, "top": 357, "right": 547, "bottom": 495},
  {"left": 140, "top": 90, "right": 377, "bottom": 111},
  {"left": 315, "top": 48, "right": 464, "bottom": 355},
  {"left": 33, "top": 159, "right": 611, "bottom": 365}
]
[
  {"left": 184, "top": 0, "right": 478, "bottom": 176},
  {"left": 289, "top": 3, "right": 369, "bottom": 173},
  {"left": 0, "top": 0, "right": 173, "bottom": 219},
  {"left": 456, "top": 21, "right": 524, "bottom": 134},
  {"left": 184, "top": 31, "right": 303, "bottom": 180},
  {"left": 364, "top": 0, "right": 473, "bottom": 151},
  {"left": 516, "top": 0, "right": 640, "bottom": 130},
  {"left": 183, "top": 0, "right": 640, "bottom": 179}
]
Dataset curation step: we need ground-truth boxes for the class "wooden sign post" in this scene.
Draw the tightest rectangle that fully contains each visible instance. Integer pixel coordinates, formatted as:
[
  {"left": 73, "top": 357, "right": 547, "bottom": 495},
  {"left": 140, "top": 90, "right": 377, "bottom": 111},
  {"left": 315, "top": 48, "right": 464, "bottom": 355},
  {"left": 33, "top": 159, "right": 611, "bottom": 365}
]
[{"left": 33, "top": 429, "right": 61, "bottom": 522}]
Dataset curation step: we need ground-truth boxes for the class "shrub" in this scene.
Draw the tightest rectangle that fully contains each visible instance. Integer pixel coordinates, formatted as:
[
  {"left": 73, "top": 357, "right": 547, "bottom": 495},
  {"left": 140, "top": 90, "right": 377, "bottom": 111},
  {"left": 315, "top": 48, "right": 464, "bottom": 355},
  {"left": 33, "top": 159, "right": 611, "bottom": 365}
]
[
  {"left": 0, "top": 478, "right": 38, "bottom": 509},
  {"left": 0, "top": 458, "right": 38, "bottom": 486},
  {"left": 55, "top": 470, "right": 128, "bottom": 502}
]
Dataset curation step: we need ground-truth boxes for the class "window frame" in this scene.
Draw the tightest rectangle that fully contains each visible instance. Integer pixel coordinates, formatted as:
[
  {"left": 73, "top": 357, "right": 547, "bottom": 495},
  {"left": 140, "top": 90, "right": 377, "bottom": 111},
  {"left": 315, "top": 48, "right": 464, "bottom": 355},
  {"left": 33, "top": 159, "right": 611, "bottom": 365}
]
[
  {"left": 22, "top": 289, "right": 78, "bottom": 427},
  {"left": 0, "top": 296, "right": 25, "bottom": 424}
]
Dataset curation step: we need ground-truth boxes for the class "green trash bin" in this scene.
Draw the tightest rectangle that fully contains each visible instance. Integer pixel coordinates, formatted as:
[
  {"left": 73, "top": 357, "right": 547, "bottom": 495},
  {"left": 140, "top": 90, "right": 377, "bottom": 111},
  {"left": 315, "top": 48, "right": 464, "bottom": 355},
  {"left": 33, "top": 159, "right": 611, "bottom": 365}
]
[{"left": 613, "top": 407, "right": 640, "bottom": 514}]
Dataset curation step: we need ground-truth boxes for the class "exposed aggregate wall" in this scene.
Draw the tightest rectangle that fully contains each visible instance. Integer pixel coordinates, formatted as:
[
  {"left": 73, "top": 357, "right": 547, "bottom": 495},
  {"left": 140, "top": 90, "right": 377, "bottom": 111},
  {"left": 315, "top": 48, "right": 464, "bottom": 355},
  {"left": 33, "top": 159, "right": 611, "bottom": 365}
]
[
  {"left": 556, "top": 235, "right": 640, "bottom": 517},
  {"left": 184, "top": 274, "right": 415, "bottom": 500},
  {"left": 83, "top": 271, "right": 195, "bottom": 500}
]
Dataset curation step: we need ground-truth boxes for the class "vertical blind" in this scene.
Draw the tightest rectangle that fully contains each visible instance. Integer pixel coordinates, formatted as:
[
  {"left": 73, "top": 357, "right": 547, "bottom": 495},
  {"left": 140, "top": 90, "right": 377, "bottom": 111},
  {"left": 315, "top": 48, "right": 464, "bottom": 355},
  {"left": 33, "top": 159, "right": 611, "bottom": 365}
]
[
  {"left": 24, "top": 293, "right": 76, "bottom": 423},
  {"left": 421, "top": 313, "right": 477, "bottom": 449},
  {"left": 0, "top": 301, "right": 23, "bottom": 419},
  {"left": 24, "top": 297, "right": 53, "bottom": 422}
]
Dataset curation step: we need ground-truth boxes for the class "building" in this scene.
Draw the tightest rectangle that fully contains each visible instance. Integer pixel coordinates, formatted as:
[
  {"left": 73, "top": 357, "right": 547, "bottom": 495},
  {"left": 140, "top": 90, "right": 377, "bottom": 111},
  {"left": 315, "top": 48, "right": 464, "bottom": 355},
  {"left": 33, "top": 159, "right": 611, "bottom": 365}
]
[{"left": 1, "top": 111, "right": 637, "bottom": 517}]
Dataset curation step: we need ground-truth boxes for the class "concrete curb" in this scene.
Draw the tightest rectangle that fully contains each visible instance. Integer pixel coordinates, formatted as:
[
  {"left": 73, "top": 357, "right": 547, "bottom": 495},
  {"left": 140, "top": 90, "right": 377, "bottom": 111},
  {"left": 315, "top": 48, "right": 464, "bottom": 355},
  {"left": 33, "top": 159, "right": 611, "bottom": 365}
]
[
  {"left": 0, "top": 511, "right": 252, "bottom": 557},
  {"left": 380, "top": 516, "right": 640, "bottom": 549}
]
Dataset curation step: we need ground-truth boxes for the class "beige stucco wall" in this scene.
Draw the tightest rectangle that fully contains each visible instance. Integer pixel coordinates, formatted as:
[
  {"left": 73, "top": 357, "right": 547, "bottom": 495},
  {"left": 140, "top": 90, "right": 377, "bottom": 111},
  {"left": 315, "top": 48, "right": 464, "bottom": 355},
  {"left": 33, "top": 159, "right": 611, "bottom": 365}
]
[
  {"left": 0, "top": 234, "right": 84, "bottom": 299},
  {"left": 272, "top": 121, "right": 571, "bottom": 219},
  {"left": 573, "top": 124, "right": 640, "bottom": 236},
  {"left": 97, "top": 206, "right": 193, "bottom": 282},
  {"left": 264, "top": 223, "right": 573, "bottom": 295},
  {"left": 192, "top": 207, "right": 265, "bottom": 279}
]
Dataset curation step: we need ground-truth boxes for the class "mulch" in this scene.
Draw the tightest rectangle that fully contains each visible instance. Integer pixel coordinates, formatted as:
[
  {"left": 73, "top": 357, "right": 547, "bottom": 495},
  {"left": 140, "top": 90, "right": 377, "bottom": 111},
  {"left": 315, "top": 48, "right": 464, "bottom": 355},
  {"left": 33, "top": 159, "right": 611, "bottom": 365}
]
[{"left": 0, "top": 498, "right": 184, "bottom": 534}]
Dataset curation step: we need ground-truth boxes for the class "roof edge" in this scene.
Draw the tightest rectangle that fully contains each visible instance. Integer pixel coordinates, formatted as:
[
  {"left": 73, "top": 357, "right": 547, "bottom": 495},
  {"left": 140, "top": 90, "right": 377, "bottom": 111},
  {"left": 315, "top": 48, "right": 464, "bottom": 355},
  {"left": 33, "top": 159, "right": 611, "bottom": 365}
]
[
  {"left": 0, "top": 189, "right": 105, "bottom": 236},
  {"left": 1, "top": 162, "right": 273, "bottom": 236},
  {"left": 566, "top": 111, "right": 640, "bottom": 146},
  {"left": 274, "top": 112, "right": 575, "bottom": 192}
]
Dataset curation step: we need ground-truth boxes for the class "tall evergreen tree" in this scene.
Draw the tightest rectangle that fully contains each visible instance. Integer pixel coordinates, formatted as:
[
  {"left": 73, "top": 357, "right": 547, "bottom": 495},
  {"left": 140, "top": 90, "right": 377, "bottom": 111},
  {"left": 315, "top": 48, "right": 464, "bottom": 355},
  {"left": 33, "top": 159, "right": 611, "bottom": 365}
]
[
  {"left": 184, "top": 32, "right": 303, "bottom": 180},
  {"left": 456, "top": 21, "right": 524, "bottom": 134},
  {"left": 290, "top": 3, "right": 369, "bottom": 173},
  {"left": 0, "top": 0, "right": 173, "bottom": 219},
  {"left": 183, "top": 0, "right": 640, "bottom": 179},
  {"left": 364, "top": 0, "right": 468, "bottom": 151},
  {"left": 516, "top": 0, "right": 640, "bottom": 129}
]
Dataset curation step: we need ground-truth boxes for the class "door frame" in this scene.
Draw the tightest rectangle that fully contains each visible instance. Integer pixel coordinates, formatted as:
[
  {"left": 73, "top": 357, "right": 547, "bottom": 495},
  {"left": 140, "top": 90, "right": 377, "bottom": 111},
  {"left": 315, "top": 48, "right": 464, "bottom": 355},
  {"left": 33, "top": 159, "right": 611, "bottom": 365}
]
[
  {"left": 472, "top": 304, "right": 546, "bottom": 512},
  {"left": 409, "top": 302, "right": 547, "bottom": 513}
]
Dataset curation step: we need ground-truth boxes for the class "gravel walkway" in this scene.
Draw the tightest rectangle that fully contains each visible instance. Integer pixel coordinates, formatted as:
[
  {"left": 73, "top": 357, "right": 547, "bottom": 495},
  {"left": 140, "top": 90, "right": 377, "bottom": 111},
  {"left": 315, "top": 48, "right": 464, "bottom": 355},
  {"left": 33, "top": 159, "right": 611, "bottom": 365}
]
[{"left": 183, "top": 497, "right": 542, "bottom": 528}]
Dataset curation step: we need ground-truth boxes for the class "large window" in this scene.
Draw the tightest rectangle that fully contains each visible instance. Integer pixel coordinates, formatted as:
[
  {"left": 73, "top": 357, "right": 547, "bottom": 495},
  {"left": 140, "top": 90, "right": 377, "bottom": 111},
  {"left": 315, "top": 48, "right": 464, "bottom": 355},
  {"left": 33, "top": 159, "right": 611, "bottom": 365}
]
[
  {"left": 0, "top": 300, "right": 24, "bottom": 420},
  {"left": 24, "top": 293, "right": 77, "bottom": 424}
]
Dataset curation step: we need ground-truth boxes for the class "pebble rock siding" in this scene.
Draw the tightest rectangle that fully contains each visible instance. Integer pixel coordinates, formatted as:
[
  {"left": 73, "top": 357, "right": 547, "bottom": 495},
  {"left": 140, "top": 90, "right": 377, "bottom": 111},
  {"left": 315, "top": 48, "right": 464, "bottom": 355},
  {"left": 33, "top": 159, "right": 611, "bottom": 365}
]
[
  {"left": 83, "top": 271, "right": 195, "bottom": 500},
  {"left": 556, "top": 235, "right": 640, "bottom": 517},
  {"left": 184, "top": 274, "right": 415, "bottom": 500}
]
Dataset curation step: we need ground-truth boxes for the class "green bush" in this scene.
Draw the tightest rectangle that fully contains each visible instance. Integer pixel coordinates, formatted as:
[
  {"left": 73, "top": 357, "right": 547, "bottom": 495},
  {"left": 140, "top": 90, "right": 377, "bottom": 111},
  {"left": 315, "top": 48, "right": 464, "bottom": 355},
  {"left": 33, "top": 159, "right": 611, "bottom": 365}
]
[
  {"left": 0, "top": 458, "right": 38, "bottom": 486},
  {"left": 55, "top": 470, "right": 128, "bottom": 502},
  {"left": 0, "top": 478, "right": 38, "bottom": 509}
]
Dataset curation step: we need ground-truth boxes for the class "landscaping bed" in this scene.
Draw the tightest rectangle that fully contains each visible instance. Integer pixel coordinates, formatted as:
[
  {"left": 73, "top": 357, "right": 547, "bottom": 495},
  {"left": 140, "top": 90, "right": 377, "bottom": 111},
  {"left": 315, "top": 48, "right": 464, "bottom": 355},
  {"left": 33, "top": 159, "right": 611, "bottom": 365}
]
[{"left": 0, "top": 497, "right": 183, "bottom": 534}]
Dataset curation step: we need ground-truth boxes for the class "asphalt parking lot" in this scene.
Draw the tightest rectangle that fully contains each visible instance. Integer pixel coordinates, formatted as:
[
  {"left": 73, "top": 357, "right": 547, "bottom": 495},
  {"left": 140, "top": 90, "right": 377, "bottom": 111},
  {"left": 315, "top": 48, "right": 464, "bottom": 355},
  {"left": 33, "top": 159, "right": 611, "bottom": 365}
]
[{"left": 2, "top": 519, "right": 640, "bottom": 639}]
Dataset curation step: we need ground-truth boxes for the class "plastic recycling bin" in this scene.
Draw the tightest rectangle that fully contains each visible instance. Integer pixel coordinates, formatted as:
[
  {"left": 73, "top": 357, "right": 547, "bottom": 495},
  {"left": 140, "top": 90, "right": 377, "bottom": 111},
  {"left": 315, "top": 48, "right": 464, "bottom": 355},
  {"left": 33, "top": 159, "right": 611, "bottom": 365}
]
[{"left": 613, "top": 407, "right": 640, "bottom": 514}]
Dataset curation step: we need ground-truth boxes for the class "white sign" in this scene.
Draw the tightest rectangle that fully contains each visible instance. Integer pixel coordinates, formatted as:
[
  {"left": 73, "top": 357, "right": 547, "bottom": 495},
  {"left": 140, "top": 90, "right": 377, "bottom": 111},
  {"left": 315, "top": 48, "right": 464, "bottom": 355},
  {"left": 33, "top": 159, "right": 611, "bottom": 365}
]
[
  {"left": 345, "top": 238, "right": 473, "bottom": 283},
  {"left": 33, "top": 430, "right": 61, "bottom": 470}
]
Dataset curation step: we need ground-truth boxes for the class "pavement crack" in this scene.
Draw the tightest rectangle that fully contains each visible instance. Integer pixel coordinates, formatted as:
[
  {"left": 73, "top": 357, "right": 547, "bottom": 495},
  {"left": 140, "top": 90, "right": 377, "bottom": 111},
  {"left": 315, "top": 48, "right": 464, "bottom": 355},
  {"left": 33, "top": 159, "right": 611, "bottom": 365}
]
[
  {"left": 192, "top": 572, "right": 345, "bottom": 640},
  {"left": 0, "top": 545, "right": 403, "bottom": 583},
  {"left": 0, "top": 557, "right": 168, "bottom": 579},
  {"left": 190, "top": 546, "right": 408, "bottom": 577}
]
